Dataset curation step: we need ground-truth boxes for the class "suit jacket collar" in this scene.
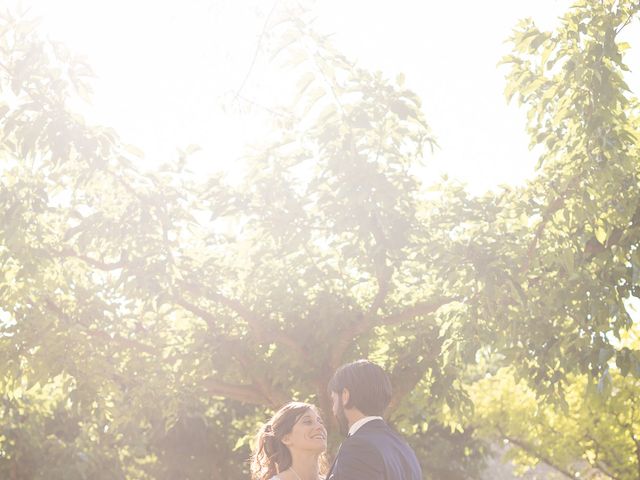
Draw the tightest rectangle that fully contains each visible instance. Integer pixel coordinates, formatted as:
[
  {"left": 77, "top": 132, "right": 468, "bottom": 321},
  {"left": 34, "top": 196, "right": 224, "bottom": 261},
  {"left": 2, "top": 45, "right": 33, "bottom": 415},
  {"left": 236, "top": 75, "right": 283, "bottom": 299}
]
[
  {"left": 348, "top": 416, "right": 384, "bottom": 436},
  {"left": 327, "top": 419, "right": 388, "bottom": 478}
]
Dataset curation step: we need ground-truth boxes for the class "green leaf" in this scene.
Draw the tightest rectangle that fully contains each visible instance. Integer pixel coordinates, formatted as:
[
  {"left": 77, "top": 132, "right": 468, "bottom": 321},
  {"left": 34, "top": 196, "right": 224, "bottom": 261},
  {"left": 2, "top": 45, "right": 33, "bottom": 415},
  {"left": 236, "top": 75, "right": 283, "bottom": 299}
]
[
  {"left": 124, "top": 144, "right": 145, "bottom": 158},
  {"left": 595, "top": 226, "right": 607, "bottom": 244}
]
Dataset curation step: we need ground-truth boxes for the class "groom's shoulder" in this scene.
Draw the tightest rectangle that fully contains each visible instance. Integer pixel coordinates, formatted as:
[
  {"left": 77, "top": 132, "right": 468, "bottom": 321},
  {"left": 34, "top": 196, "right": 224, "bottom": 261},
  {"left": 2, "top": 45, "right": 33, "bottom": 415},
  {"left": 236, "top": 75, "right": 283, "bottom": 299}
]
[
  {"left": 357, "top": 418, "right": 396, "bottom": 437},
  {"left": 340, "top": 429, "right": 382, "bottom": 455},
  {"left": 336, "top": 434, "right": 384, "bottom": 468},
  {"left": 358, "top": 420, "right": 417, "bottom": 451},
  {"left": 348, "top": 421, "right": 394, "bottom": 447}
]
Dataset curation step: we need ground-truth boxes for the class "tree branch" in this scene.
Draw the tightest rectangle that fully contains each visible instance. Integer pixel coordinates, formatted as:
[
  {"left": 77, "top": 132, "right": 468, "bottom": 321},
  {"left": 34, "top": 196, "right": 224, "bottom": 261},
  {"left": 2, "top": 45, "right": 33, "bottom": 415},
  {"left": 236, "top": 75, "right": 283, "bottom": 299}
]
[
  {"left": 584, "top": 433, "right": 622, "bottom": 479},
  {"left": 176, "top": 287, "right": 310, "bottom": 362},
  {"left": 173, "top": 296, "right": 218, "bottom": 329},
  {"left": 44, "top": 297, "right": 156, "bottom": 354},
  {"left": 387, "top": 353, "right": 434, "bottom": 413},
  {"left": 614, "top": 4, "right": 640, "bottom": 36},
  {"left": 631, "top": 430, "right": 640, "bottom": 480},
  {"left": 58, "top": 248, "right": 126, "bottom": 270},
  {"left": 500, "top": 430, "right": 577, "bottom": 479},
  {"left": 237, "top": 356, "right": 289, "bottom": 408},
  {"left": 519, "top": 175, "right": 581, "bottom": 274},
  {"left": 202, "top": 377, "right": 268, "bottom": 406},
  {"left": 233, "top": 0, "right": 280, "bottom": 102},
  {"left": 55, "top": 250, "right": 312, "bottom": 362},
  {"left": 366, "top": 212, "right": 392, "bottom": 317},
  {"left": 382, "top": 296, "right": 458, "bottom": 326},
  {"left": 329, "top": 296, "right": 455, "bottom": 370}
]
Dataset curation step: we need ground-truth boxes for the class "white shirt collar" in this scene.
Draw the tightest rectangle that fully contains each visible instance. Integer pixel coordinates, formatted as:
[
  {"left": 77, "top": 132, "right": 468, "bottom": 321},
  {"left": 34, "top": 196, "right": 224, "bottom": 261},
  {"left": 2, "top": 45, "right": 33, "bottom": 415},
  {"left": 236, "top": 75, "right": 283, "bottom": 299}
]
[{"left": 348, "top": 416, "right": 383, "bottom": 436}]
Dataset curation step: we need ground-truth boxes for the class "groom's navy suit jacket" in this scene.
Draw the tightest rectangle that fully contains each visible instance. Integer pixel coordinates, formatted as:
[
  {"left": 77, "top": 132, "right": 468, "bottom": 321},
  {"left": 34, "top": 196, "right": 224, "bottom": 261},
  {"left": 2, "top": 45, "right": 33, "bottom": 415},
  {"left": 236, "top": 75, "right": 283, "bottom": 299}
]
[{"left": 327, "top": 419, "right": 422, "bottom": 480}]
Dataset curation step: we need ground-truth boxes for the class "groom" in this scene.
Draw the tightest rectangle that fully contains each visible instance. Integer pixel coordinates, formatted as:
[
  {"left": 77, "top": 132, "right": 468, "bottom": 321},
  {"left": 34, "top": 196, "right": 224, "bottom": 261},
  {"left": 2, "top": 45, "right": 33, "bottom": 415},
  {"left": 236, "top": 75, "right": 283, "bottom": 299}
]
[{"left": 326, "top": 360, "right": 422, "bottom": 480}]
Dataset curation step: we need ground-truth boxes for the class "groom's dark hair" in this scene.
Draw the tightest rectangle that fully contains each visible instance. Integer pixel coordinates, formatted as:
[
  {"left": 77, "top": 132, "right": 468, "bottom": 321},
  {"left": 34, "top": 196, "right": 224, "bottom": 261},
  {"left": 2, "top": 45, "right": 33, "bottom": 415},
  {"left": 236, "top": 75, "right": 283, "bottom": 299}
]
[{"left": 328, "top": 359, "right": 392, "bottom": 416}]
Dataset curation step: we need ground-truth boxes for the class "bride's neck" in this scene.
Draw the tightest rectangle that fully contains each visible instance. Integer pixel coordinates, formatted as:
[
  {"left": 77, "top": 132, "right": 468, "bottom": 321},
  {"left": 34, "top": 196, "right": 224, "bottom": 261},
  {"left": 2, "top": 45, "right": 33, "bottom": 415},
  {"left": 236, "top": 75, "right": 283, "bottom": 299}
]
[{"left": 289, "top": 451, "right": 320, "bottom": 480}]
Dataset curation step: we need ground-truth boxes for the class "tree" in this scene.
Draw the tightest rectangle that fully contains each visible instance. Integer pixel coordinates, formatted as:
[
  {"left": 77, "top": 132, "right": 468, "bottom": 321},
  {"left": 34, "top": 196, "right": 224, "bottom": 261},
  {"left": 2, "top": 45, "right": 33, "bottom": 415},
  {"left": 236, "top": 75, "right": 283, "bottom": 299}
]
[
  {"left": 491, "top": 0, "right": 640, "bottom": 391},
  {"left": 0, "top": 7, "right": 481, "bottom": 478},
  {"left": 471, "top": 349, "right": 640, "bottom": 478},
  {"left": 2, "top": 0, "right": 640, "bottom": 478},
  {"left": 468, "top": 1, "right": 640, "bottom": 476}
]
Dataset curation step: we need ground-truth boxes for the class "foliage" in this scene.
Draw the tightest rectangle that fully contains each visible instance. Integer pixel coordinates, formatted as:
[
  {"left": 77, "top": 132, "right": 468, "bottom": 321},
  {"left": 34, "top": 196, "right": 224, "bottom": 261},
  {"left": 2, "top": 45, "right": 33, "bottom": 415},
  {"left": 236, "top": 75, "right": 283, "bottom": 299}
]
[
  {"left": 470, "top": 311, "right": 640, "bottom": 479},
  {"left": 471, "top": 362, "right": 640, "bottom": 479},
  {"left": 0, "top": 6, "right": 478, "bottom": 478},
  {"left": 494, "top": 0, "right": 640, "bottom": 391}
]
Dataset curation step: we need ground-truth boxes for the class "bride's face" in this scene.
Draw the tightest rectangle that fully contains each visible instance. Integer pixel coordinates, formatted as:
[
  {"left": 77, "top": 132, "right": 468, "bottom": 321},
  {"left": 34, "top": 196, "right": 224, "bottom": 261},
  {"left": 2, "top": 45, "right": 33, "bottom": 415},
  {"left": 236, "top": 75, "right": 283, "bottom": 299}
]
[{"left": 283, "top": 408, "right": 327, "bottom": 453}]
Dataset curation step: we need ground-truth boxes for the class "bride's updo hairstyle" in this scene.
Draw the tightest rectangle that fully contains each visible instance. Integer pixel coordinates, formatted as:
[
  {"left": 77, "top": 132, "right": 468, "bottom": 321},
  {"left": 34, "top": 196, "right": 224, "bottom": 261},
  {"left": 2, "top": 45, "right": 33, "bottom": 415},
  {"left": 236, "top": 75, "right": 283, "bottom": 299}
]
[{"left": 250, "top": 401, "right": 323, "bottom": 480}]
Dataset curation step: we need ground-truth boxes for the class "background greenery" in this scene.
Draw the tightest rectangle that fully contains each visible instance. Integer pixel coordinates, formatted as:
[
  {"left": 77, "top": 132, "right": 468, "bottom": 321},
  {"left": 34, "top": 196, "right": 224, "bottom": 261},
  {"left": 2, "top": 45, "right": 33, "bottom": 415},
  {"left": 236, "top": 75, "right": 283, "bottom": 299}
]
[{"left": 1, "top": 1, "right": 639, "bottom": 478}]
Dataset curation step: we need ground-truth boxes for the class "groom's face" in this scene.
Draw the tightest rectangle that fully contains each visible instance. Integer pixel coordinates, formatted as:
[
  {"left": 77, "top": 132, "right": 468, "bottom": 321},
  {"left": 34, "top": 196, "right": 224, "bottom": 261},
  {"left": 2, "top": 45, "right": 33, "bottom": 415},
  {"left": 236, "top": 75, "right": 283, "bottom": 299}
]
[{"left": 331, "top": 390, "right": 350, "bottom": 437}]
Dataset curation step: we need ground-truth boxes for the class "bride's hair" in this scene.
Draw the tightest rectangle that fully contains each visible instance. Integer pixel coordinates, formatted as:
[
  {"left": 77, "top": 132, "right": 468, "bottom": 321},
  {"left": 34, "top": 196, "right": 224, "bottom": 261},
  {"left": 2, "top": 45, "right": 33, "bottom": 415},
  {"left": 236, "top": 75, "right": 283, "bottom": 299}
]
[{"left": 250, "top": 401, "right": 327, "bottom": 480}]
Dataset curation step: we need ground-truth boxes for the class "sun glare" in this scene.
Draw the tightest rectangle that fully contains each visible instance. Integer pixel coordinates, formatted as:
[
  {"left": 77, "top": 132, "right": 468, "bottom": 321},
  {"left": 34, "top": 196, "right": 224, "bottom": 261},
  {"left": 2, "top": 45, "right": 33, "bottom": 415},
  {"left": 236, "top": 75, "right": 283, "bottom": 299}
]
[{"left": 22, "top": 0, "right": 574, "bottom": 192}]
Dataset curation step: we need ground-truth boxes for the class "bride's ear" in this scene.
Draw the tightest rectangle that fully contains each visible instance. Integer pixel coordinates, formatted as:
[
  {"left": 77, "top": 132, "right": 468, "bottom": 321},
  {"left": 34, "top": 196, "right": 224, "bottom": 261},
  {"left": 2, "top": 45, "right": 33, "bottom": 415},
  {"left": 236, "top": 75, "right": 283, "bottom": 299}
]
[{"left": 281, "top": 433, "right": 292, "bottom": 446}]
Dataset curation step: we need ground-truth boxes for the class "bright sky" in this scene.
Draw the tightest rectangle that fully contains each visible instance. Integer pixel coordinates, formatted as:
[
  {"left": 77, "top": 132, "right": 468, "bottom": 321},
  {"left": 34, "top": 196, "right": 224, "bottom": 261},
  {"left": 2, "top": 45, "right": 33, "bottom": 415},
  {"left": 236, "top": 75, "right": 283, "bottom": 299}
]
[{"left": 17, "top": 0, "right": 578, "bottom": 193}]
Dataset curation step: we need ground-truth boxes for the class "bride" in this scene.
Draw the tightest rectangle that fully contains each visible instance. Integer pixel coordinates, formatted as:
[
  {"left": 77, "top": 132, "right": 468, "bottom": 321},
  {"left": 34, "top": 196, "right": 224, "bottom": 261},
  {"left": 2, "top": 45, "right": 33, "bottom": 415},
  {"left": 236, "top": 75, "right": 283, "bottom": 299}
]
[{"left": 250, "top": 401, "right": 328, "bottom": 480}]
